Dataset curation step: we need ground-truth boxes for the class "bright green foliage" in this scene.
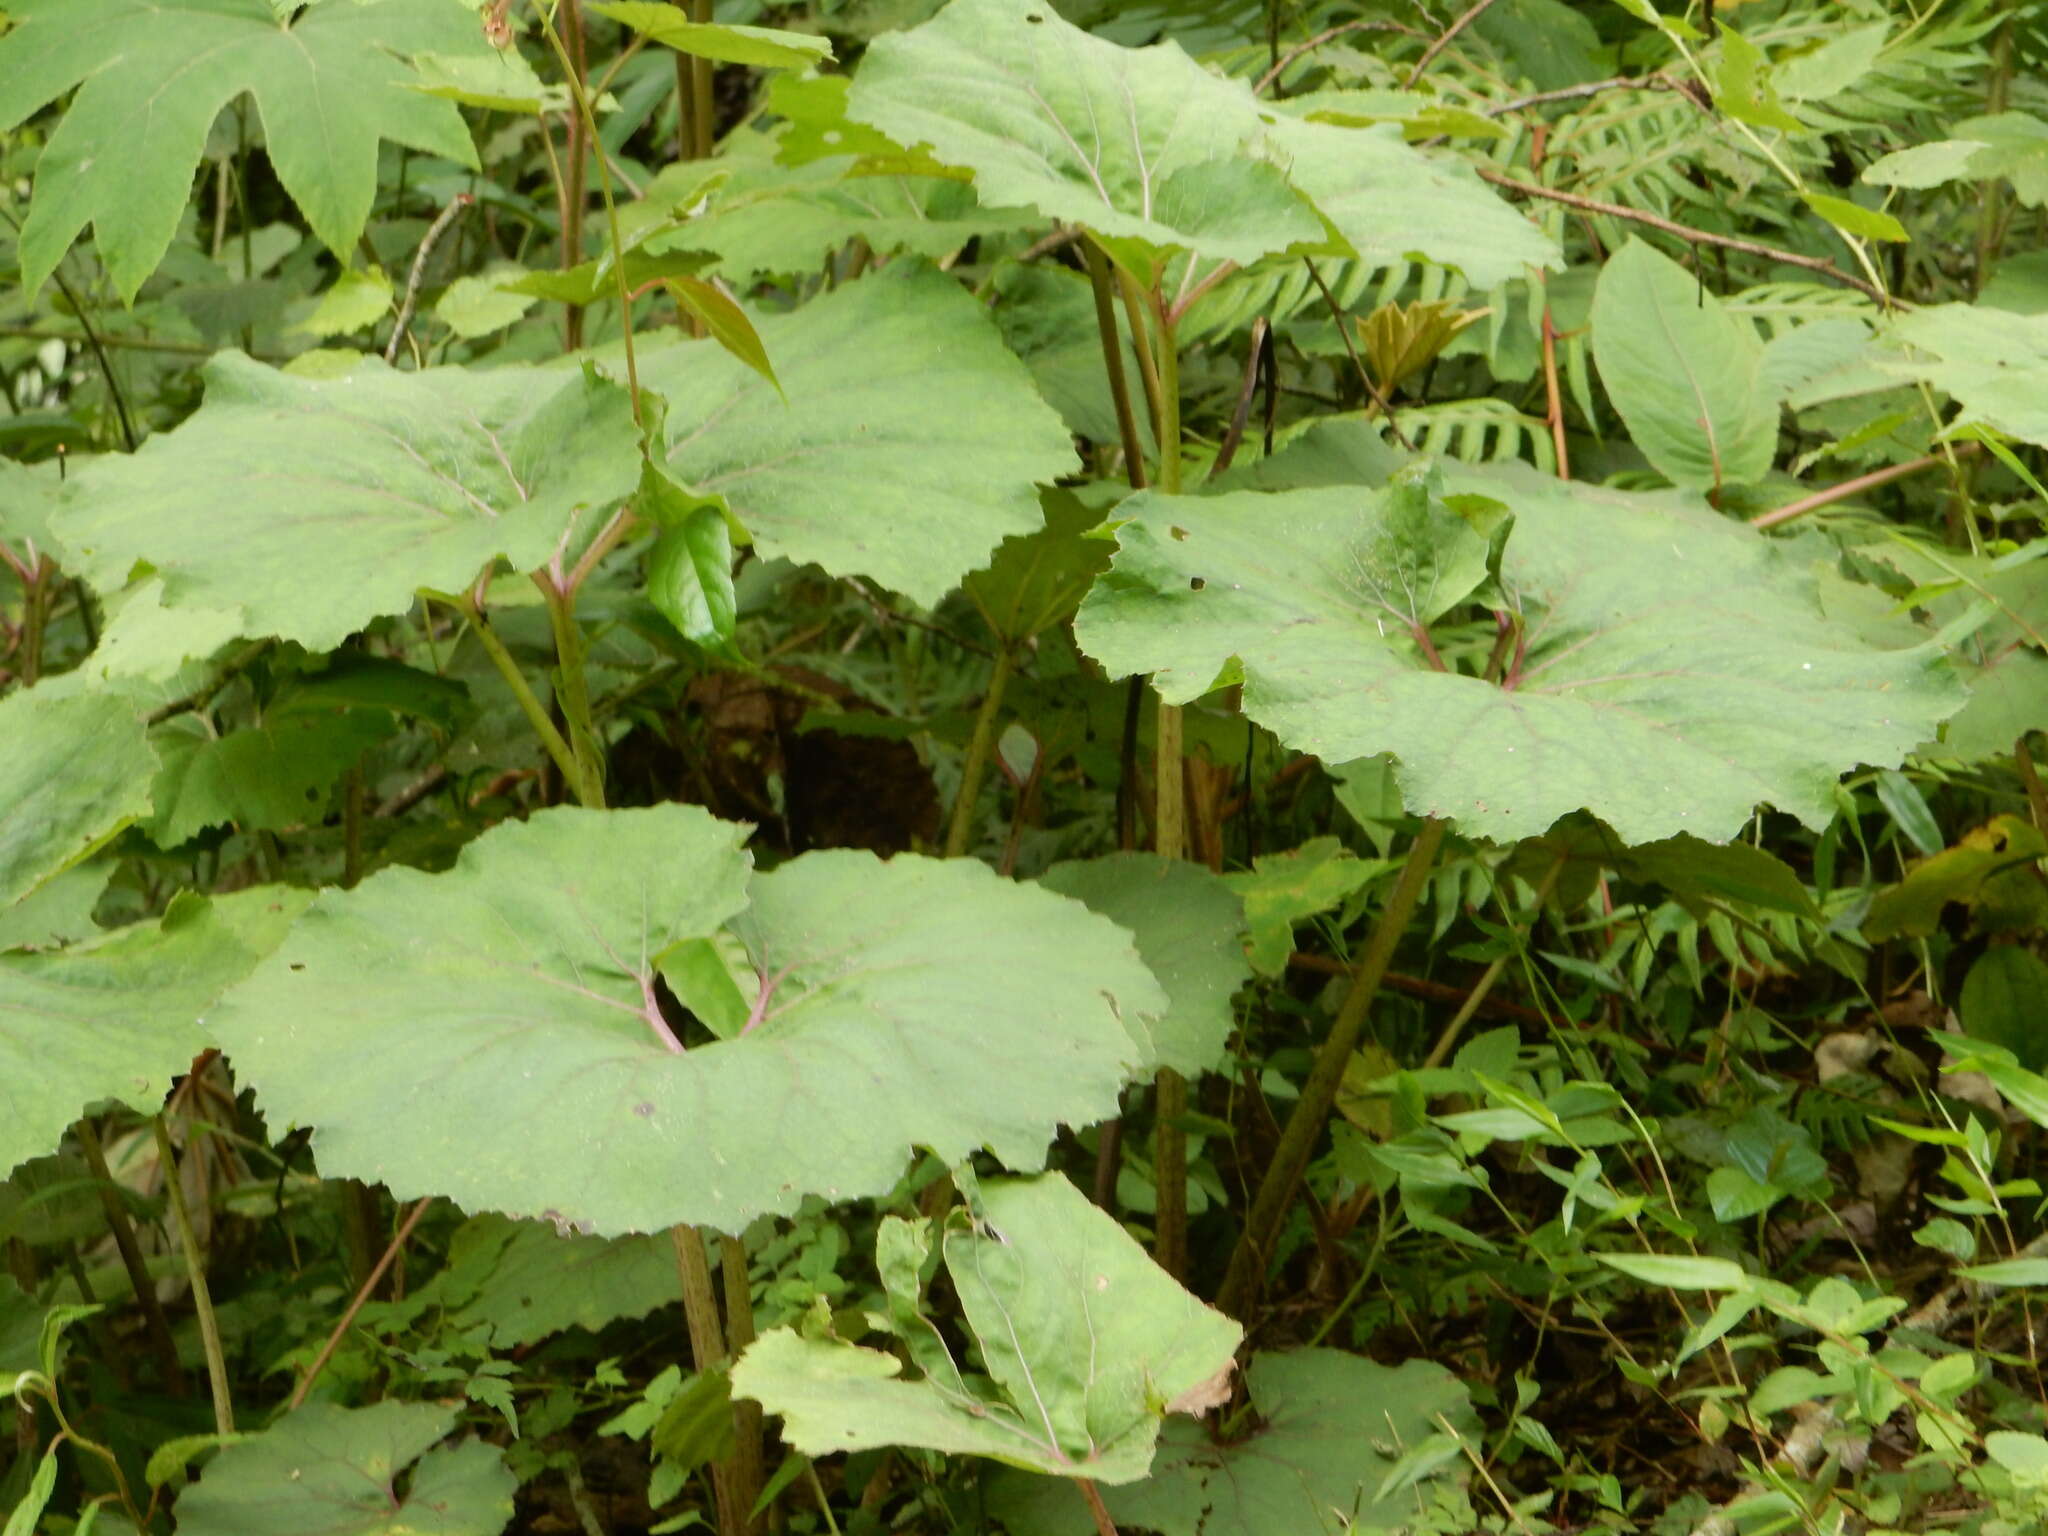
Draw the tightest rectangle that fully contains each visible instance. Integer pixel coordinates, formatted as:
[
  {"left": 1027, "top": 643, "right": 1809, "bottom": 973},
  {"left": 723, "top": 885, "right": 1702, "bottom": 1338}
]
[
  {"left": 1592, "top": 239, "right": 1779, "bottom": 492},
  {"left": 847, "top": 0, "right": 1324, "bottom": 273},
  {"left": 1076, "top": 467, "right": 1961, "bottom": 842},
  {"left": 732, "top": 1173, "right": 1241, "bottom": 1481},
  {"left": 1039, "top": 854, "right": 1249, "bottom": 1076},
  {"left": 643, "top": 267, "right": 1076, "bottom": 605},
  {"left": 1883, "top": 304, "right": 2048, "bottom": 448},
  {"left": 55, "top": 355, "right": 642, "bottom": 651},
  {"left": 1260, "top": 108, "right": 1560, "bottom": 290},
  {"left": 209, "top": 807, "right": 1162, "bottom": 1234},
  {"left": 1865, "top": 113, "right": 2048, "bottom": 209},
  {"left": 591, "top": 2, "right": 833, "bottom": 67},
  {"left": 172, "top": 1400, "right": 515, "bottom": 1536},
  {"left": 0, "top": 689, "right": 155, "bottom": 907},
  {"left": 0, "top": 0, "right": 488, "bottom": 300},
  {"left": 988, "top": 1349, "right": 1475, "bottom": 1535},
  {"left": 0, "top": 889, "right": 305, "bottom": 1176},
  {"left": 1223, "top": 838, "right": 1388, "bottom": 976}
]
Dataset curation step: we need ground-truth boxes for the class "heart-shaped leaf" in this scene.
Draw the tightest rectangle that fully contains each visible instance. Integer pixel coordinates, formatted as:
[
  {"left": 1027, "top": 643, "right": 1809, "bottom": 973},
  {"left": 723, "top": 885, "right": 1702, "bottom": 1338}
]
[
  {"left": 1075, "top": 464, "right": 1961, "bottom": 843},
  {"left": 209, "top": 806, "right": 1162, "bottom": 1234}
]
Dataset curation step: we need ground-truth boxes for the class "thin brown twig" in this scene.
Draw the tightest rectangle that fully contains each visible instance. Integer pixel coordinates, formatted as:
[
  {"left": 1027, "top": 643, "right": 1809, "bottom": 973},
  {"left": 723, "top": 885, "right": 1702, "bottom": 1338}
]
[
  {"left": 1254, "top": 19, "right": 1426, "bottom": 94},
  {"left": 1303, "top": 260, "right": 1416, "bottom": 451},
  {"left": 1485, "top": 74, "right": 1671, "bottom": 117},
  {"left": 1407, "top": 0, "right": 1504, "bottom": 86},
  {"left": 1748, "top": 448, "right": 1969, "bottom": 530},
  {"left": 1475, "top": 168, "right": 1894, "bottom": 305},
  {"left": 385, "top": 194, "right": 474, "bottom": 365},
  {"left": 288, "top": 1196, "right": 433, "bottom": 1411}
]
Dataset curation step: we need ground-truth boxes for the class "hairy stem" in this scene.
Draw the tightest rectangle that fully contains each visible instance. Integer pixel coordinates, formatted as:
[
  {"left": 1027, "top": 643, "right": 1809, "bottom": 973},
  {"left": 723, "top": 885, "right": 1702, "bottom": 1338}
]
[
  {"left": 945, "top": 645, "right": 1016, "bottom": 858},
  {"left": 290, "top": 1197, "right": 433, "bottom": 1411},
  {"left": 150, "top": 1118, "right": 233, "bottom": 1435},
  {"left": 75, "top": 1119, "right": 187, "bottom": 1397},
  {"left": 1217, "top": 818, "right": 1448, "bottom": 1319}
]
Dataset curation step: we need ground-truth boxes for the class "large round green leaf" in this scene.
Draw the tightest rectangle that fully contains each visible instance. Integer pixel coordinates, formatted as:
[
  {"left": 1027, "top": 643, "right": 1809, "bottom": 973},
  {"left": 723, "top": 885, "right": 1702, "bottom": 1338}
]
[
  {"left": 639, "top": 267, "right": 1075, "bottom": 606},
  {"left": 732, "top": 1173, "right": 1241, "bottom": 1482},
  {"left": 0, "top": 686, "right": 156, "bottom": 908},
  {"left": 1075, "top": 464, "right": 1962, "bottom": 843},
  {"left": 0, "top": 888, "right": 306, "bottom": 1175},
  {"left": 845, "top": 0, "right": 1324, "bottom": 270},
  {"left": 172, "top": 1400, "right": 514, "bottom": 1536},
  {"left": 54, "top": 354, "right": 642, "bottom": 651},
  {"left": 209, "top": 806, "right": 1162, "bottom": 1235}
]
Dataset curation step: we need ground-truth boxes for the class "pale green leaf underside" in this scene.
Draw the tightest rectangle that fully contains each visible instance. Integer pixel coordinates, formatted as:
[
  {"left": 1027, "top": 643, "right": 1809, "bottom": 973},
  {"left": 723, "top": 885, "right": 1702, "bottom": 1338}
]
[
  {"left": 209, "top": 807, "right": 1161, "bottom": 1236},
  {"left": 988, "top": 1350, "right": 1474, "bottom": 1536},
  {"left": 0, "top": 0, "right": 485, "bottom": 301},
  {"left": 1075, "top": 466, "right": 1961, "bottom": 843},
  {"left": 0, "top": 688, "right": 156, "bottom": 909},
  {"left": 55, "top": 354, "right": 642, "bottom": 652},
  {"left": 734, "top": 1174, "right": 1241, "bottom": 1482},
  {"left": 640, "top": 267, "right": 1076, "bottom": 605},
  {"left": 1881, "top": 303, "right": 2048, "bottom": 448},
  {"left": 0, "top": 890, "right": 306, "bottom": 1176},
  {"left": 1592, "top": 239, "right": 1778, "bottom": 491},
  {"left": 174, "top": 1401, "right": 516, "bottom": 1536},
  {"left": 1038, "top": 855, "right": 1248, "bottom": 1077},
  {"left": 846, "top": 0, "right": 1324, "bottom": 265},
  {"left": 1263, "top": 111, "right": 1559, "bottom": 289}
]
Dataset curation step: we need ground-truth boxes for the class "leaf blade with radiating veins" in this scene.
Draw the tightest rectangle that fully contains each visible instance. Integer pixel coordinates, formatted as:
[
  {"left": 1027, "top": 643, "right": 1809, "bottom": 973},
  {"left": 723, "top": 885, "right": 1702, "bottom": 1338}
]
[
  {"left": 845, "top": 0, "right": 1325, "bottom": 271},
  {"left": 1592, "top": 239, "right": 1779, "bottom": 493},
  {"left": 640, "top": 266, "right": 1075, "bottom": 605},
  {"left": 1074, "top": 464, "right": 1963, "bottom": 844},
  {"left": 208, "top": 807, "right": 1163, "bottom": 1236},
  {"left": 733, "top": 1174, "right": 1241, "bottom": 1483},
  {"left": 54, "top": 354, "right": 643, "bottom": 652},
  {"left": 0, "top": 0, "right": 487, "bottom": 301},
  {"left": 0, "top": 888, "right": 309, "bottom": 1176}
]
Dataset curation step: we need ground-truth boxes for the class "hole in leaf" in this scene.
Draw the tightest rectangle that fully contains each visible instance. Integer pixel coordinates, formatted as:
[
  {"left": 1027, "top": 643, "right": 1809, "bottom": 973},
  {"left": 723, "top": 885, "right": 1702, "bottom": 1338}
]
[{"left": 1190, "top": 577, "right": 1206, "bottom": 590}]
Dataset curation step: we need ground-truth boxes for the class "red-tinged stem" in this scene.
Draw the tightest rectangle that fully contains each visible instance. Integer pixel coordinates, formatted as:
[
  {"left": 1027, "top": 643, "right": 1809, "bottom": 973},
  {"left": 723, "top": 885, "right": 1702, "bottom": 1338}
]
[{"left": 290, "top": 1197, "right": 433, "bottom": 1411}]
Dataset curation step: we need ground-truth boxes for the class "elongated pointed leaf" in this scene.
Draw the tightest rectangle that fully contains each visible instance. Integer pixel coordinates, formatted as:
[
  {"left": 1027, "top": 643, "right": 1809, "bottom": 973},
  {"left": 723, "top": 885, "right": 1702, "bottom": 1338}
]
[
  {"left": 641, "top": 267, "right": 1075, "bottom": 605},
  {"left": 590, "top": 2, "right": 832, "bottom": 67},
  {"left": 209, "top": 807, "right": 1161, "bottom": 1234},
  {"left": 55, "top": 355, "right": 642, "bottom": 652},
  {"left": 0, "top": 889, "right": 307, "bottom": 1175},
  {"left": 173, "top": 1401, "right": 515, "bottom": 1536},
  {"left": 733, "top": 1174, "right": 1241, "bottom": 1481},
  {"left": 846, "top": 0, "right": 1323, "bottom": 268},
  {"left": 0, "top": 688, "right": 156, "bottom": 908},
  {"left": 0, "top": 0, "right": 486, "bottom": 300},
  {"left": 1592, "top": 239, "right": 1778, "bottom": 491},
  {"left": 1075, "top": 465, "right": 1961, "bottom": 843}
]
